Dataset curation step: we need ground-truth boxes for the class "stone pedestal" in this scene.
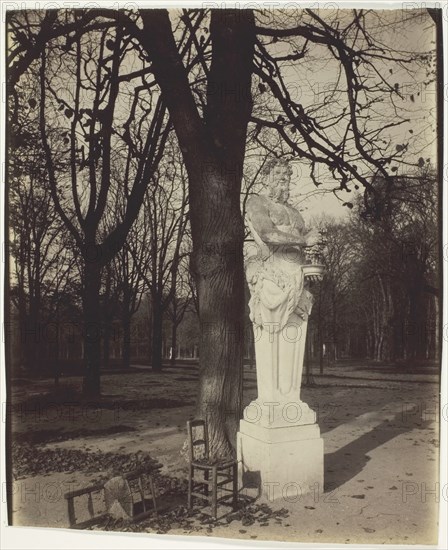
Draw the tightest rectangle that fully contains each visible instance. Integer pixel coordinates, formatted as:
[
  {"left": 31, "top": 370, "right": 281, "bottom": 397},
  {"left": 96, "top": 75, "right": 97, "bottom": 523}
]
[
  {"left": 237, "top": 413, "right": 323, "bottom": 501},
  {"left": 236, "top": 310, "right": 324, "bottom": 501}
]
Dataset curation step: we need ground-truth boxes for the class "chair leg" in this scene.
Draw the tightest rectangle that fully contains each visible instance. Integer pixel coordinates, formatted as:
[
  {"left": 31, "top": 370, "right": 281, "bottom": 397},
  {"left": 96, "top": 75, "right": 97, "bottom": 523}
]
[
  {"left": 204, "top": 469, "right": 209, "bottom": 497},
  {"left": 67, "top": 496, "right": 76, "bottom": 527},
  {"left": 232, "top": 463, "right": 238, "bottom": 510},
  {"left": 188, "top": 464, "right": 193, "bottom": 510},
  {"left": 211, "top": 466, "right": 218, "bottom": 519},
  {"left": 149, "top": 477, "right": 158, "bottom": 518}
]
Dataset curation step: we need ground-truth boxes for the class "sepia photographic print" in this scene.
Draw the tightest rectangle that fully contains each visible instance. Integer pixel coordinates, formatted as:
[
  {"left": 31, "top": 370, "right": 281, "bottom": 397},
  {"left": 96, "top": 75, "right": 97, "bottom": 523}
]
[{"left": 1, "top": 2, "right": 446, "bottom": 548}]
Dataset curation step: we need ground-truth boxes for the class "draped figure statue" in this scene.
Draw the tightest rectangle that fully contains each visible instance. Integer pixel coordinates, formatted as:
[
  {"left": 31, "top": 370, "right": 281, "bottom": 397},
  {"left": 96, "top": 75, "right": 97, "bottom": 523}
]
[{"left": 244, "top": 158, "right": 323, "bottom": 426}]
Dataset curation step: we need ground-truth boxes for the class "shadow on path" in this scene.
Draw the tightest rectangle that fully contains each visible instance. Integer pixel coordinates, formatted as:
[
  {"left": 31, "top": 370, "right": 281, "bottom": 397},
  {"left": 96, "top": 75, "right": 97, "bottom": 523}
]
[{"left": 324, "top": 411, "right": 431, "bottom": 491}]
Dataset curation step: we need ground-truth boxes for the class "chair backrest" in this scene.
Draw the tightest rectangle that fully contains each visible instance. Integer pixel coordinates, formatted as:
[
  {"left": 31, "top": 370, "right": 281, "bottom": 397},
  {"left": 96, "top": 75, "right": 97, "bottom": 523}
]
[{"left": 186, "top": 419, "right": 209, "bottom": 462}]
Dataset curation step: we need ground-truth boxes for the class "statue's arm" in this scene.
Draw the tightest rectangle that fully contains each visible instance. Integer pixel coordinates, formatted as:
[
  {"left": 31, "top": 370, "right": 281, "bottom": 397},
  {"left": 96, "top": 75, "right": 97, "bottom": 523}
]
[
  {"left": 246, "top": 196, "right": 307, "bottom": 245},
  {"left": 290, "top": 209, "right": 321, "bottom": 246}
]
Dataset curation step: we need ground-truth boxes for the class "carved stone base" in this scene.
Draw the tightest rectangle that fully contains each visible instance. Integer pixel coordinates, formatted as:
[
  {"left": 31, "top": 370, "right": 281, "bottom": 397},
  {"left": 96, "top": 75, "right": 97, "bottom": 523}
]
[
  {"left": 243, "top": 399, "right": 316, "bottom": 428},
  {"left": 237, "top": 419, "right": 324, "bottom": 501}
]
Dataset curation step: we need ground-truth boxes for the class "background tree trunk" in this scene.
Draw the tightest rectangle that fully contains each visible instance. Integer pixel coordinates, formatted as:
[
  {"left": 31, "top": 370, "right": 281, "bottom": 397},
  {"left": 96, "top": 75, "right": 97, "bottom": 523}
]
[
  {"left": 103, "top": 323, "right": 110, "bottom": 370},
  {"left": 151, "top": 295, "right": 163, "bottom": 371},
  {"left": 102, "top": 264, "right": 112, "bottom": 370},
  {"left": 82, "top": 255, "right": 101, "bottom": 398},
  {"left": 122, "top": 313, "right": 131, "bottom": 369},
  {"left": 318, "top": 291, "right": 324, "bottom": 375},
  {"left": 54, "top": 301, "right": 60, "bottom": 387},
  {"left": 171, "top": 317, "right": 178, "bottom": 367}
]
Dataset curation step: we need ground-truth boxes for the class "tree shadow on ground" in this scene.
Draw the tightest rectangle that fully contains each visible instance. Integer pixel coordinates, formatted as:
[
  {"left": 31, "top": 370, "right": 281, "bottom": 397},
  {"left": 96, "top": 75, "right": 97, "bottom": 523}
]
[
  {"left": 305, "top": 394, "right": 401, "bottom": 436},
  {"left": 13, "top": 425, "right": 137, "bottom": 445},
  {"left": 324, "top": 411, "right": 432, "bottom": 491},
  {"left": 14, "top": 386, "right": 193, "bottom": 412}
]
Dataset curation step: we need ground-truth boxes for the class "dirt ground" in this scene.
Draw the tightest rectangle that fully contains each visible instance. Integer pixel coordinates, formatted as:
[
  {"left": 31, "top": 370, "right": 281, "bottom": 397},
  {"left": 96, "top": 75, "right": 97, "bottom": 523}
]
[{"left": 8, "top": 363, "right": 441, "bottom": 545}]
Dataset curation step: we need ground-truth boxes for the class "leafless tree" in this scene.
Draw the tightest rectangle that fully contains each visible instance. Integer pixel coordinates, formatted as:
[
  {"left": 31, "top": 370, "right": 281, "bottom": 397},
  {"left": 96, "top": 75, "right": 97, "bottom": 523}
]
[
  {"left": 166, "top": 255, "right": 194, "bottom": 366},
  {"left": 33, "top": 18, "right": 169, "bottom": 396},
  {"left": 9, "top": 73, "right": 68, "bottom": 373},
  {"left": 128, "top": 138, "right": 190, "bottom": 371}
]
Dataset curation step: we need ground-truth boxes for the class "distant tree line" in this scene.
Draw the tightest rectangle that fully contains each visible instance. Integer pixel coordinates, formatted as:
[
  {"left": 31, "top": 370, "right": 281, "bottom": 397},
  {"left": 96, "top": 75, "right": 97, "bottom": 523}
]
[{"left": 307, "top": 166, "right": 439, "bottom": 369}]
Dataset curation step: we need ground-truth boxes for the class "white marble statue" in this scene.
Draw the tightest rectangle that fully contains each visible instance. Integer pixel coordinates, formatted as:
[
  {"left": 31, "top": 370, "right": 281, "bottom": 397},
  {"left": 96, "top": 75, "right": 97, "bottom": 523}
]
[{"left": 244, "top": 158, "right": 323, "bottom": 427}]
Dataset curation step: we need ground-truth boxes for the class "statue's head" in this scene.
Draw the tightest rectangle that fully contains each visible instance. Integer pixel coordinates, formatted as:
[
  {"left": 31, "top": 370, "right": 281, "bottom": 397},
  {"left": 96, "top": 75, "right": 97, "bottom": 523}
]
[{"left": 261, "top": 158, "right": 293, "bottom": 203}]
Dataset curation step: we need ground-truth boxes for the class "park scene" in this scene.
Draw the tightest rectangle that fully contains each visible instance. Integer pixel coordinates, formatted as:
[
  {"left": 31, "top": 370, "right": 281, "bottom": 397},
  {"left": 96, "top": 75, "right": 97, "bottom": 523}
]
[{"left": 4, "top": 5, "right": 442, "bottom": 547}]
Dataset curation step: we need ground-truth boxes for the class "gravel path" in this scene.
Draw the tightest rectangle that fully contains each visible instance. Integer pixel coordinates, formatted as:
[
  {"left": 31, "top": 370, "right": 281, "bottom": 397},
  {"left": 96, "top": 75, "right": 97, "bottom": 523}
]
[{"left": 9, "top": 365, "right": 440, "bottom": 544}]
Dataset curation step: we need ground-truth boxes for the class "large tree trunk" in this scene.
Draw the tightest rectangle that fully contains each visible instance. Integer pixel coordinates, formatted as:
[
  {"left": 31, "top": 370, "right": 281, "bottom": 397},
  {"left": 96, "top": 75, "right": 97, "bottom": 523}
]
[
  {"left": 82, "top": 256, "right": 102, "bottom": 398},
  {"left": 190, "top": 165, "right": 246, "bottom": 457}
]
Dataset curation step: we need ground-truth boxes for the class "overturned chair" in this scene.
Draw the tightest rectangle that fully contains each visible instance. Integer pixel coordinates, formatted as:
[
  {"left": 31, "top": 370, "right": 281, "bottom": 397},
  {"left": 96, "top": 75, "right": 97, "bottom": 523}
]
[
  {"left": 65, "top": 468, "right": 157, "bottom": 529},
  {"left": 187, "top": 419, "right": 238, "bottom": 519}
]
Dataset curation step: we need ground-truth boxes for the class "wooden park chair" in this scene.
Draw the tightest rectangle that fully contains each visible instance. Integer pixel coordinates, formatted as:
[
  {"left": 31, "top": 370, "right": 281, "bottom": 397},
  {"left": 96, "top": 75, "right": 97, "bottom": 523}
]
[
  {"left": 64, "top": 468, "right": 157, "bottom": 528},
  {"left": 187, "top": 419, "right": 238, "bottom": 519}
]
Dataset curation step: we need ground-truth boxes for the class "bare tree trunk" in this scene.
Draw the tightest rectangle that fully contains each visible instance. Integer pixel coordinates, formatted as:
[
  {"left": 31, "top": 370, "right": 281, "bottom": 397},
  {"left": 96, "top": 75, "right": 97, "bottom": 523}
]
[
  {"left": 171, "top": 319, "right": 178, "bottom": 367},
  {"left": 434, "top": 295, "right": 440, "bottom": 361},
  {"left": 102, "top": 264, "right": 112, "bottom": 370},
  {"left": 249, "top": 335, "right": 255, "bottom": 370},
  {"left": 151, "top": 296, "right": 163, "bottom": 372},
  {"left": 191, "top": 168, "right": 245, "bottom": 457},
  {"left": 17, "top": 278, "right": 28, "bottom": 370},
  {"left": 121, "top": 286, "right": 132, "bottom": 368},
  {"left": 103, "top": 320, "right": 111, "bottom": 370},
  {"left": 147, "top": 298, "right": 153, "bottom": 366},
  {"left": 82, "top": 256, "right": 102, "bottom": 398},
  {"left": 26, "top": 294, "right": 41, "bottom": 373},
  {"left": 407, "top": 282, "right": 425, "bottom": 362},
  {"left": 122, "top": 313, "right": 131, "bottom": 369},
  {"left": 54, "top": 301, "right": 61, "bottom": 387},
  {"left": 170, "top": 298, "right": 178, "bottom": 367},
  {"left": 332, "top": 292, "right": 337, "bottom": 362}
]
